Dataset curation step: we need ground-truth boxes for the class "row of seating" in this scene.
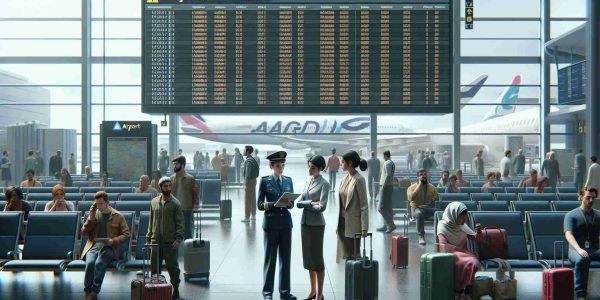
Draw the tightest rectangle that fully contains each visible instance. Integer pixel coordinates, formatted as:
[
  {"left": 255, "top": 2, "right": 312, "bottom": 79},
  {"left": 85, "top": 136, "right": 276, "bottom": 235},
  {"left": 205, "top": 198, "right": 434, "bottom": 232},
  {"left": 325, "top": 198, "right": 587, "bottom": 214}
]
[
  {"left": 19, "top": 193, "right": 152, "bottom": 202},
  {"left": 0, "top": 211, "right": 152, "bottom": 272},
  {"left": 0, "top": 200, "right": 151, "bottom": 216},
  {"left": 438, "top": 192, "right": 579, "bottom": 202},
  {"left": 434, "top": 211, "right": 591, "bottom": 270},
  {"left": 434, "top": 200, "right": 581, "bottom": 215},
  {"left": 436, "top": 186, "right": 577, "bottom": 195}
]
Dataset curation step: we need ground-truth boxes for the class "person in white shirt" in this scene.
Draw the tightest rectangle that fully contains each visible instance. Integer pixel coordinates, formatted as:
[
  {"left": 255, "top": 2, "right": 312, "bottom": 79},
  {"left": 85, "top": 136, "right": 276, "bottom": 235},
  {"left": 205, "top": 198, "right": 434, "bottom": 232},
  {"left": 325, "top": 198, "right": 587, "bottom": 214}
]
[
  {"left": 499, "top": 150, "right": 513, "bottom": 180},
  {"left": 376, "top": 150, "right": 396, "bottom": 233},
  {"left": 585, "top": 156, "right": 600, "bottom": 190}
]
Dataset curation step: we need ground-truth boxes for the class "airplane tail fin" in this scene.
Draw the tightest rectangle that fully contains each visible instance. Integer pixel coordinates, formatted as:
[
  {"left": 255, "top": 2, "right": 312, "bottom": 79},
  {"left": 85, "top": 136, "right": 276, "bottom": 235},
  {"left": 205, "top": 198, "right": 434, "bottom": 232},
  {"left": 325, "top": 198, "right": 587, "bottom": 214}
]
[
  {"left": 179, "top": 115, "right": 213, "bottom": 133},
  {"left": 482, "top": 75, "right": 521, "bottom": 121},
  {"left": 460, "top": 75, "right": 488, "bottom": 102}
]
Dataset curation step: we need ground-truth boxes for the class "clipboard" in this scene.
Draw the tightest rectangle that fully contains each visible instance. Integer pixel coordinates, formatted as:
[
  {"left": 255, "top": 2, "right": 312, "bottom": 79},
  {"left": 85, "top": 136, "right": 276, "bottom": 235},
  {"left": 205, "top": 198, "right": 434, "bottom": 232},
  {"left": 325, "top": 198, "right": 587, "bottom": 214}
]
[{"left": 274, "top": 192, "right": 300, "bottom": 208}]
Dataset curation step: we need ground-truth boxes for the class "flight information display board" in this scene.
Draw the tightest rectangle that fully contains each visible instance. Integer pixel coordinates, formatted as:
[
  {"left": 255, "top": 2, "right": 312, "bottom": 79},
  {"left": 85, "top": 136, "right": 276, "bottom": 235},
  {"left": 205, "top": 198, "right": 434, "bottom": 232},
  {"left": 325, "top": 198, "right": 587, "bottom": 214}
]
[{"left": 142, "top": 0, "right": 452, "bottom": 113}]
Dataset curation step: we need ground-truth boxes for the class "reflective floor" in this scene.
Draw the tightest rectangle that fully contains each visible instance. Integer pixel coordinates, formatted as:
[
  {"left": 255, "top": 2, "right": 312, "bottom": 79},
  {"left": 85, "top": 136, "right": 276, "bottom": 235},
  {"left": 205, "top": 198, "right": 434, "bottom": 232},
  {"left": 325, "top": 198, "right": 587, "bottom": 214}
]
[{"left": 2, "top": 159, "right": 600, "bottom": 299}]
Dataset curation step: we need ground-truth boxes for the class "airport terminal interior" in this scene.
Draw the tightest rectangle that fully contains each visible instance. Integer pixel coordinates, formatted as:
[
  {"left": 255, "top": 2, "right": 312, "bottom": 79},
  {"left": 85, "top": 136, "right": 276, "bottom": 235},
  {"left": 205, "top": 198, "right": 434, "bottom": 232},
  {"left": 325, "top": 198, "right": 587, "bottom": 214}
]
[{"left": 1, "top": 0, "right": 600, "bottom": 299}]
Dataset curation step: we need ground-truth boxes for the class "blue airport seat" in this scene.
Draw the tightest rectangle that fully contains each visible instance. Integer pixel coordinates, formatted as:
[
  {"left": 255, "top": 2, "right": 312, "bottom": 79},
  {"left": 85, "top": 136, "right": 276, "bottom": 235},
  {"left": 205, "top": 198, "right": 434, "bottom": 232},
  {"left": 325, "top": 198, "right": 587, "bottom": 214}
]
[
  {"left": 470, "top": 181, "right": 486, "bottom": 188},
  {"left": 505, "top": 187, "right": 526, "bottom": 194},
  {"left": 435, "top": 187, "right": 446, "bottom": 194},
  {"left": 0, "top": 212, "right": 23, "bottom": 265},
  {"left": 0, "top": 201, "right": 6, "bottom": 211},
  {"left": 0, "top": 194, "right": 4, "bottom": 201},
  {"left": 470, "top": 193, "right": 494, "bottom": 202},
  {"left": 556, "top": 193, "right": 579, "bottom": 201},
  {"left": 2, "top": 212, "right": 80, "bottom": 272},
  {"left": 459, "top": 187, "right": 482, "bottom": 195},
  {"left": 77, "top": 201, "right": 94, "bottom": 214},
  {"left": 436, "top": 201, "right": 478, "bottom": 212},
  {"left": 83, "top": 193, "right": 120, "bottom": 201},
  {"left": 527, "top": 212, "right": 569, "bottom": 264},
  {"left": 439, "top": 193, "right": 470, "bottom": 201},
  {"left": 518, "top": 193, "right": 557, "bottom": 202},
  {"left": 43, "top": 181, "right": 62, "bottom": 187},
  {"left": 73, "top": 181, "right": 90, "bottom": 187},
  {"left": 64, "top": 193, "right": 84, "bottom": 202},
  {"left": 553, "top": 201, "right": 580, "bottom": 212},
  {"left": 67, "top": 211, "right": 134, "bottom": 271},
  {"left": 63, "top": 187, "right": 80, "bottom": 194},
  {"left": 193, "top": 171, "right": 221, "bottom": 180},
  {"left": 120, "top": 193, "right": 153, "bottom": 202},
  {"left": 486, "top": 187, "right": 505, "bottom": 194},
  {"left": 470, "top": 212, "right": 537, "bottom": 268},
  {"left": 114, "top": 201, "right": 150, "bottom": 217},
  {"left": 433, "top": 211, "right": 444, "bottom": 243},
  {"left": 478, "top": 201, "right": 509, "bottom": 211},
  {"left": 392, "top": 186, "right": 408, "bottom": 209},
  {"left": 525, "top": 187, "right": 555, "bottom": 194},
  {"left": 27, "top": 193, "right": 53, "bottom": 202},
  {"left": 24, "top": 187, "right": 54, "bottom": 194},
  {"left": 557, "top": 187, "right": 577, "bottom": 194},
  {"left": 80, "top": 187, "right": 133, "bottom": 194},
  {"left": 510, "top": 201, "right": 552, "bottom": 219},
  {"left": 33, "top": 201, "right": 49, "bottom": 211},
  {"left": 496, "top": 182, "right": 513, "bottom": 188},
  {"left": 495, "top": 193, "right": 519, "bottom": 202},
  {"left": 202, "top": 179, "right": 221, "bottom": 205},
  {"left": 109, "top": 181, "right": 133, "bottom": 187}
]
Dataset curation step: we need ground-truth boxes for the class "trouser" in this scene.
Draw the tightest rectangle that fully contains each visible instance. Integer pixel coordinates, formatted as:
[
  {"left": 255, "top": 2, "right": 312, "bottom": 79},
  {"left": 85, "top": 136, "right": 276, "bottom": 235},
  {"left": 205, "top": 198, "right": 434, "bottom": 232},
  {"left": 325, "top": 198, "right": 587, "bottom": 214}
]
[
  {"left": 329, "top": 171, "right": 337, "bottom": 191},
  {"left": 244, "top": 177, "right": 257, "bottom": 219},
  {"left": 151, "top": 242, "right": 181, "bottom": 290},
  {"left": 575, "top": 172, "right": 585, "bottom": 192},
  {"left": 569, "top": 248, "right": 600, "bottom": 296},
  {"left": 84, "top": 245, "right": 115, "bottom": 294},
  {"left": 407, "top": 160, "right": 413, "bottom": 170},
  {"left": 378, "top": 185, "right": 395, "bottom": 227},
  {"left": 412, "top": 206, "right": 436, "bottom": 237},
  {"left": 263, "top": 228, "right": 292, "bottom": 297},
  {"left": 368, "top": 175, "right": 379, "bottom": 200},
  {"left": 183, "top": 210, "right": 193, "bottom": 240},
  {"left": 236, "top": 164, "right": 242, "bottom": 183}
]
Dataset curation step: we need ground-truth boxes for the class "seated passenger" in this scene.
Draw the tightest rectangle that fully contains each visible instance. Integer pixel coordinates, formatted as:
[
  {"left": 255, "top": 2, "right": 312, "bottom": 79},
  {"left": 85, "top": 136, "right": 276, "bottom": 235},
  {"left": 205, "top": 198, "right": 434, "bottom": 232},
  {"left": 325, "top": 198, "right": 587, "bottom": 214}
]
[
  {"left": 445, "top": 175, "right": 460, "bottom": 193},
  {"left": 100, "top": 171, "right": 110, "bottom": 187},
  {"left": 84, "top": 166, "right": 92, "bottom": 181},
  {"left": 45, "top": 184, "right": 75, "bottom": 211},
  {"left": 20, "top": 169, "right": 42, "bottom": 187},
  {"left": 437, "top": 170, "right": 450, "bottom": 187},
  {"left": 437, "top": 202, "right": 481, "bottom": 300},
  {"left": 518, "top": 169, "right": 538, "bottom": 188},
  {"left": 3, "top": 186, "right": 32, "bottom": 241},
  {"left": 493, "top": 171, "right": 502, "bottom": 185},
  {"left": 82, "top": 191, "right": 130, "bottom": 300},
  {"left": 501, "top": 168, "right": 512, "bottom": 183},
  {"left": 150, "top": 170, "right": 161, "bottom": 191},
  {"left": 534, "top": 176, "right": 548, "bottom": 193},
  {"left": 455, "top": 169, "right": 470, "bottom": 188},
  {"left": 60, "top": 168, "right": 73, "bottom": 187},
  {"left": 481, "top": 172, "right": 496, "bottom": 193},
  {"left": 564, "top": 187, "right": 600, "bottom": 300},
  {"left": 407, "top": 169, "right": 439, "bottom": 245},
  {"left": 135, "top": 174, "right": 158, "bottom": 197}
]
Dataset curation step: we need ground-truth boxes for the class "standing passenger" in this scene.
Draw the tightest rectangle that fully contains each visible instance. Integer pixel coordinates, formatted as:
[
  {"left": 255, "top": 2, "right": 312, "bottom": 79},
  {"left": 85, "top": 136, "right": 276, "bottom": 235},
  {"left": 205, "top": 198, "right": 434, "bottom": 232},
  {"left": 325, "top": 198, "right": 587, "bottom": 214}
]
[
  {"left": 242, "top": 145, "right": 259, "bottom": 223},
  {"left": 366, "top": 151, "right": 381, "bottom": 203},
  {"left": 325, "top": 148, "right": 341, "bottom": 192},
  {"left": 376, "top": 150, "right": 396, "bottom": 233}
]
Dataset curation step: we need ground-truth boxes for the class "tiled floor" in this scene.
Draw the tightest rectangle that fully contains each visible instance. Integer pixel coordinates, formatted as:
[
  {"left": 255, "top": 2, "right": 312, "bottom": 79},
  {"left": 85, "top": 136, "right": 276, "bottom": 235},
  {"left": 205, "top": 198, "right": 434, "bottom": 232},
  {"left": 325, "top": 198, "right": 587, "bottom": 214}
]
[{"left": 2, "top": 159, "right": 600, "bottom": 299}]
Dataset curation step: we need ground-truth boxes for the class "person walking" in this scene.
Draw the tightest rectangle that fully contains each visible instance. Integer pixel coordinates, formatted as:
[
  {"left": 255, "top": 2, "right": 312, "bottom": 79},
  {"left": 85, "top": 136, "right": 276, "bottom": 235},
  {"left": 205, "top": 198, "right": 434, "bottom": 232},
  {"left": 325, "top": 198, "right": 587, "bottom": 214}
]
[
  {"left": 234, "top": 147, "right": 244, "bottom": 183},
  {"left": 376, "top": 150, "right": 396, "bottom": 233},
  {"left": 574, "top": 149, "right": 586, "bottom": 192},
  {"left": 324, "top": 148, "right": 341, "bottom": 192},
  {"left": 242, "top": 146, "right": 259, "bottom": 223},
  {"left": 170, "top": 155, "right": 198, "bottom": 240},
  {"left": 366, "top": 151, "right": 381, "bottom": 203}
]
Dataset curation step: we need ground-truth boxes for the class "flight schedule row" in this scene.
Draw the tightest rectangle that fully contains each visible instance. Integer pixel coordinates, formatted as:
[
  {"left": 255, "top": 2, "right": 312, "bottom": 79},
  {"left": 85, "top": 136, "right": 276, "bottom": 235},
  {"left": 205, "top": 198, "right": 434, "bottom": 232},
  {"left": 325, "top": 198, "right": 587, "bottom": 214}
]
[{"left": 142, "top": 3, "right": 452, "bottom": 113}]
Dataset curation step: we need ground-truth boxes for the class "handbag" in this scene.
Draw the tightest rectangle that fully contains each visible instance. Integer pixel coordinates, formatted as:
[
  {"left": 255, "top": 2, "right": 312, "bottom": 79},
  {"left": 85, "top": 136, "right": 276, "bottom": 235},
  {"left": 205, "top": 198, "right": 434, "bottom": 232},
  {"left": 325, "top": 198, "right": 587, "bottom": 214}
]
[
  {"left": 490, "top": 258, "right": 517, "bottom": 300},
  {"left": 470, "top": 276, "right": 494, "bottom": 300},
  {"left": 476, "top": 227, "right": 508, "bottom": 259}
]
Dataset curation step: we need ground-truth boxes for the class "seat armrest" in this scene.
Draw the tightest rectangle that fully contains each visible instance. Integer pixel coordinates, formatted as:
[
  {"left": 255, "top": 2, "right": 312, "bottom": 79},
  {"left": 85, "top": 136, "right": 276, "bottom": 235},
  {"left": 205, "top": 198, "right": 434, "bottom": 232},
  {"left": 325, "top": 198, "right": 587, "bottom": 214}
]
[
  {"left": 67, "top": 251, "right": 74, "bottom": 260},
  {"left": 536, "top": 251, "right": 543, "bottom": 260},
  {"left": 6, "top": 251, "right": 16, "bottom": 260},
  {"left": 115, "top": 260, "right": 126, "bottom": 272}
]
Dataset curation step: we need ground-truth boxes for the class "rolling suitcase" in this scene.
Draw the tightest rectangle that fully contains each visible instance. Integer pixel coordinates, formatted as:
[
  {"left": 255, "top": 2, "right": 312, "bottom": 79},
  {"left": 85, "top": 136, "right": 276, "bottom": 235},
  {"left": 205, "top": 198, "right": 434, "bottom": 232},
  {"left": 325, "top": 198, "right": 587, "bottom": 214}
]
[
  {"left": 420, "top": 252, "right": 455, "bottom": 300},
  {"left": 131, "top": 244, "right": 173, "bottom": 300},
  {"left": 184, "top": 209, "right": 210, "bottom": 281},
  {"left": 541, "top": 241, "right": 574, "bottom": 300},
  {"left": 390, "top": 213, "right": 409, "bottom": 268},
  {"left": 345, "top": 233, "right": 379, "bottom": 300},
  {"left": 220, "top": 180, "right": 232, "bottom": 220}
]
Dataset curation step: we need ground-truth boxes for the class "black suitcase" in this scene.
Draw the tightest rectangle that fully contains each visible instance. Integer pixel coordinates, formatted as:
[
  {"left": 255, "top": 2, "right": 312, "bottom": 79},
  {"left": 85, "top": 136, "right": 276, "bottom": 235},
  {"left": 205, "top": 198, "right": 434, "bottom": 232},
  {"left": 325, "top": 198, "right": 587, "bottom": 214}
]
[{"left": 345, "top": 233, "right": 379, "bottom": 300}]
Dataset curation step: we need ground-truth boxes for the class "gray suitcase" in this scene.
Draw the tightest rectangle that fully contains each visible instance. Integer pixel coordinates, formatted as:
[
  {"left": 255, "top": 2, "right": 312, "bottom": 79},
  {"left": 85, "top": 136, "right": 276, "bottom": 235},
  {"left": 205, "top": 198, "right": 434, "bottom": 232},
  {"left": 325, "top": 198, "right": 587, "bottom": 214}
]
[{"left": 183, "top": 210, "right": 210, "bottom": 281}]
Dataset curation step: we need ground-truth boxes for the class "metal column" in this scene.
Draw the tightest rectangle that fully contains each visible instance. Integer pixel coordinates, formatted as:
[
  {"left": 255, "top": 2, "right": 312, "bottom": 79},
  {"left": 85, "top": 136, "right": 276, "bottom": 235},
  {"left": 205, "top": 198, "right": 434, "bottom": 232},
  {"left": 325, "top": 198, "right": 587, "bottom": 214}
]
[
  {"left": 370, "top": 113, "right": 377, "bottom": 155},
  {"left": 452, "top": 0, "right": 461, "bottom": 170},
  {"left": 540, "top": 0, "right": 551, "bottom": 160},
  {"left": 81, "top": 0, "right": 92, "bottom": 172},
  {"left": 586, "top": 0, "right": 600, "bottom": 158},
  {"left": 169, "top": 114, "right": 179, "bottom": 159}
]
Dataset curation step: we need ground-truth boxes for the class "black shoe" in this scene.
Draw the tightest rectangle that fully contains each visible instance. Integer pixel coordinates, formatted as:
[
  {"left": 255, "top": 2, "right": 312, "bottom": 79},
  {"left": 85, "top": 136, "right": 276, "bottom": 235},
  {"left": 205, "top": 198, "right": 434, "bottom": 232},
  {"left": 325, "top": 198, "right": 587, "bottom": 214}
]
[
  {"left": 281, "top": 294, "right": 297, "bottom": 300},
  {"left": 172, "top": 290, "right": 180, "bottom": 300},
  {"left": 303, "top": 294, "right": 316, "bottom": 300},
  {"left": 264, "top": 295, "right": 273, "bottom": 300}
]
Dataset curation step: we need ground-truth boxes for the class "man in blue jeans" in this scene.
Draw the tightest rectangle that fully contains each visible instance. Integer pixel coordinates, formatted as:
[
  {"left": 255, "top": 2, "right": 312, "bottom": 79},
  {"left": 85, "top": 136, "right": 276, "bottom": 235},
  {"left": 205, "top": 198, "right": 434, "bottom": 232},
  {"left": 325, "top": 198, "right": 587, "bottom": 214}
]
[{"left": 564, "top": 187, "right": 600, "bottom": 300}]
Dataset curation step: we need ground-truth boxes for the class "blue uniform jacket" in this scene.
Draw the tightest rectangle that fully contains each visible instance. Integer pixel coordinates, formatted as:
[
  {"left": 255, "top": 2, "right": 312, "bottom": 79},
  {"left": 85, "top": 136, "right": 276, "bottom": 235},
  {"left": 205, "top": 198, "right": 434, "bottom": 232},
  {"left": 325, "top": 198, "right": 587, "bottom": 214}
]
[{"left": 257, "top": 174, "right": 294, "bottom": 230}]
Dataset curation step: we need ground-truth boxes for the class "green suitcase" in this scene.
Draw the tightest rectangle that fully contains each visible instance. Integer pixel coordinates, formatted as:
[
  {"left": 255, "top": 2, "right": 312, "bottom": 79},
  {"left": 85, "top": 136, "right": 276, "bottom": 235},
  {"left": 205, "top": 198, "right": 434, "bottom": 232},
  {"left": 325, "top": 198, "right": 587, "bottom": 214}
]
[{"left": 420, "top": 253, "right": 455, "bottom": 300}]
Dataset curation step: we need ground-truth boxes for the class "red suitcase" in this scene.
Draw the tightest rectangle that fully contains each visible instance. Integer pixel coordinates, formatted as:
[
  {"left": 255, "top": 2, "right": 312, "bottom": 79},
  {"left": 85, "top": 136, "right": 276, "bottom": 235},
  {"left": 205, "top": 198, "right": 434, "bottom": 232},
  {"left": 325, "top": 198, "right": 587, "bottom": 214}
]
[
  {"left": 390, "top": 214, "right": 409, "bottom": 268},
  {"left": 131, "top": 244, "right": 173, "bottom": 300},
  {"left": 476, "top": 227, "right": 508, "bottom": 259},
  {"left": 541, "top": 241, "right": 574, "bottom": 300}
]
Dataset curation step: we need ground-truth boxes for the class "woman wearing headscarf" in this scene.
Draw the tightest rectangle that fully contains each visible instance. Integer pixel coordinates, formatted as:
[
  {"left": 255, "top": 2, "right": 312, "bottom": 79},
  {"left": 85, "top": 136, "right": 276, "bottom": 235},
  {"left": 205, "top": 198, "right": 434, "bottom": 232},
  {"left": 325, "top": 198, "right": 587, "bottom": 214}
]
[
  {"left": 296, "top": 155, "right": 329, "bottom": 300},
  {"left": 45, "top": 184, "right": 75, "bottom": 211},
  {"left": 60, "top": 168, "right": 73, "bottom": 187},
  {"left": 437, "top": 202, "right": 481, "bottom": 300}
]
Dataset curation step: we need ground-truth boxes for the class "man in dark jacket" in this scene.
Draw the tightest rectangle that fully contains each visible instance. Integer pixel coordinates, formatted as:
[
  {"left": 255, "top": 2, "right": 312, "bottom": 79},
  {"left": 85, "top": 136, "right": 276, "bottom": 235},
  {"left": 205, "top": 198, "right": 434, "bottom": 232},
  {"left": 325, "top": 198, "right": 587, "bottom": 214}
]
[
  {"left": 242, "top": 145, "right": 260, "bottom": 222},
  {"left": 49, "top": 150, "right": 62, "bottom": 177}
]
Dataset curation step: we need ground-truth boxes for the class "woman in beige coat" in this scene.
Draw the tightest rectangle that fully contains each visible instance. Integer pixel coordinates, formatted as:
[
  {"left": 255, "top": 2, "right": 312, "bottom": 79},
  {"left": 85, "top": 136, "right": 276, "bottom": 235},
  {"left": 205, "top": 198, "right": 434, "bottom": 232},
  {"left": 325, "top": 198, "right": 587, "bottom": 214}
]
[{"left": 336, "top": 150, "right": 369, "bottom": 263}]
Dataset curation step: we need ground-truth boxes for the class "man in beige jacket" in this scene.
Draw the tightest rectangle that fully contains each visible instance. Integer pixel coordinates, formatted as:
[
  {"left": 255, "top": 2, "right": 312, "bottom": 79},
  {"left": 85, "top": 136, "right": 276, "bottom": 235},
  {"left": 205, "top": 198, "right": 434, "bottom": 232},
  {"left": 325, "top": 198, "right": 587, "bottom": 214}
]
[{"left": 407, "top": 169, "right": 439, "bottom": 245}]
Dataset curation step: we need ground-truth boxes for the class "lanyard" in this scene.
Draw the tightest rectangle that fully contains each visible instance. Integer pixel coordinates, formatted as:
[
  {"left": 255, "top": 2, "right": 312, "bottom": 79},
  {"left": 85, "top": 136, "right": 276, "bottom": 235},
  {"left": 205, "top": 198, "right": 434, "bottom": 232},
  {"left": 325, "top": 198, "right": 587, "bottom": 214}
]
[{"left": 579, "top": 208, "right": 596, "bottom": 245}]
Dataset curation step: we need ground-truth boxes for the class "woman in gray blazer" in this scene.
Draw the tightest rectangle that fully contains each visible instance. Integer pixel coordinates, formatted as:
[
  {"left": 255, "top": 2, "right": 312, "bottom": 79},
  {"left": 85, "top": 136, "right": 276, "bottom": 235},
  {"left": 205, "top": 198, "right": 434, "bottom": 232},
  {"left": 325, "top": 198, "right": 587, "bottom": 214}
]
[
  {"left": 296, "top": 155, "right": 329, "bottom": 300},
  {"left": 336, "top": 150, "right": 369, "bottom": 263}
]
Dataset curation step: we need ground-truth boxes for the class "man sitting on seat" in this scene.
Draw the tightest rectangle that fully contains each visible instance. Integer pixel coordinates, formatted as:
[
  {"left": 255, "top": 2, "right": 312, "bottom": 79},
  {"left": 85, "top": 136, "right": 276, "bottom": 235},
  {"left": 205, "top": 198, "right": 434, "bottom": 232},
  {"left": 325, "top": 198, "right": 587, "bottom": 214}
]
[
  {"left": 82, "top": 191, "right": 130, "bottom": 300},
  {"left": 518, "top": 169, "right": 538, "bottom": 188},
  {"left": 20, "top": 169, "right": 42, "bottom": 187},
  {"left": 135, "top": 174, "right": 158, "bottom": 197},
  {"left": 564, "top": 187, "right": 600, "bottom": 300},
  {"left": 407, "top": 169, "right": 439, "bottom": 245}
]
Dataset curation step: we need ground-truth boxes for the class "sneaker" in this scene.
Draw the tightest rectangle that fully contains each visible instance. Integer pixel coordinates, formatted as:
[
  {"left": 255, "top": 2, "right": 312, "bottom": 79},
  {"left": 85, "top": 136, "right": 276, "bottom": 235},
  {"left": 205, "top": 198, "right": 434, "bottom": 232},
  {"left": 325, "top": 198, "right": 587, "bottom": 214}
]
[
  {"left": 385, "top": 224, "right": 397, "bottom": 233},
  {"left": 241, "top": 218, "right": 250, "bottom": 223},
  {"left": 418, "top": 236, "right": 426, "bottom": 245},
  {"left": 376, "top": 226, "right": 388, "bottom": 232}
]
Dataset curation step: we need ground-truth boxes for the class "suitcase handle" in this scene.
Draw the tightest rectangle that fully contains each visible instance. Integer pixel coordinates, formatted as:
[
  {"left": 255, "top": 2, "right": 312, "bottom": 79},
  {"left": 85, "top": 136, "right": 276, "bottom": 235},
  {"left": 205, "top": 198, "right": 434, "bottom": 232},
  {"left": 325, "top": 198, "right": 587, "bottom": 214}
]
[
  {"left": 142, "top": 244, "right": 159, "bottom": 284},
  {"left": 353, "top": 233, "right": 374, "bottom": 267},
  {"left": 553, "top": 240, "right": 565, "bottom": 268},
  {"left": 194, "top": 208, "right": 201, "bottom": 240}
]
